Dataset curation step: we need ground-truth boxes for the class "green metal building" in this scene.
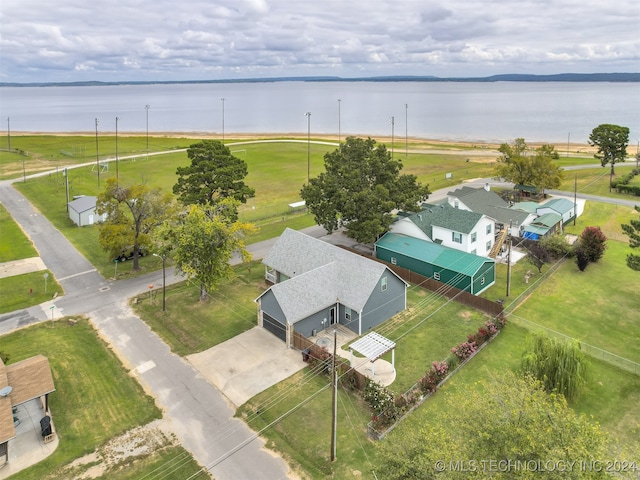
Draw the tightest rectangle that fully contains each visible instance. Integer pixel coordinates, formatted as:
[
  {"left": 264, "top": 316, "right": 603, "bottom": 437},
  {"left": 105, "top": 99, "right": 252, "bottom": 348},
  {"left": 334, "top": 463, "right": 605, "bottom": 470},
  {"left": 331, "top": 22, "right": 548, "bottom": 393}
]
[{"left": 375, "top": 232, "right": 496, "bottom": 295}]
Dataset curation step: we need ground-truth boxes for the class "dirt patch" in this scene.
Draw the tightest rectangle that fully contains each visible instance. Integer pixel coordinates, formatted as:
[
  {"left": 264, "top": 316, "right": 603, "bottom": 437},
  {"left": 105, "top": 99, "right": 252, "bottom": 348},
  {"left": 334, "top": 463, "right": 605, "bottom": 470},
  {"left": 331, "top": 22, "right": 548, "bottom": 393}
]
[{"left": 50, "top": 419, "right": 179, "bottom": 480}]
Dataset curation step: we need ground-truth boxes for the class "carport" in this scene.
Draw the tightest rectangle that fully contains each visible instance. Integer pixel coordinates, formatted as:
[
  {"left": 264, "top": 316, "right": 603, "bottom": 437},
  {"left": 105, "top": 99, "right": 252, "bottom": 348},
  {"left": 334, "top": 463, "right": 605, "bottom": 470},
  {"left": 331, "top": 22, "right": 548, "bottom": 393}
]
[{"left": 349, "top": 332, "right": 396, "bottom": 378}]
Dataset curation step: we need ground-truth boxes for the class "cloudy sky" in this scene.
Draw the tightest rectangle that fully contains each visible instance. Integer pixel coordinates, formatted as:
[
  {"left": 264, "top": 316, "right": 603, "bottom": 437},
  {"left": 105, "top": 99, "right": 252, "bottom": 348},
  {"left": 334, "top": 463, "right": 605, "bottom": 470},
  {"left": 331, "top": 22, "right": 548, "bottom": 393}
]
[{"left": 1, "top": 0, "right": 638, "bottom": 83}]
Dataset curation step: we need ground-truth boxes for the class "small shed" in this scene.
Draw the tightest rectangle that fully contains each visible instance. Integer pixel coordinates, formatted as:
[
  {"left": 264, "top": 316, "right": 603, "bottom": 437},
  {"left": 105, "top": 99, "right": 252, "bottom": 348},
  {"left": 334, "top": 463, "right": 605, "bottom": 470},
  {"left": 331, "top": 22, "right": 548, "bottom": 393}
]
[
  {"left": 375, "top": 232, "right": 495, "bottom": 295},
  {"left": 68, "top": 196, "right": 105, "bottom": 227}
]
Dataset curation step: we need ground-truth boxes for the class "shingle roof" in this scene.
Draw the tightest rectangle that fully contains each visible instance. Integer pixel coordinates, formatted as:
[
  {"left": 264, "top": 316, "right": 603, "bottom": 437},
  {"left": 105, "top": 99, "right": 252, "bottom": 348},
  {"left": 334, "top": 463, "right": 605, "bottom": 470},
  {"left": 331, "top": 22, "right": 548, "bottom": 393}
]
[
  {"left": 260, "top": 228, "right": 403, "bottom": 324},
  {"left": 447, "top": 187, "right": 531, "bottom": 226},
  {"left": 0, "top": 355, "right": 55, "bottom": 444},
  {"left": 406, "top": 203, "right": 483, "bottom": 237},
  {"left": 67, "top": 195, "right": 97, "bottom": 213}
]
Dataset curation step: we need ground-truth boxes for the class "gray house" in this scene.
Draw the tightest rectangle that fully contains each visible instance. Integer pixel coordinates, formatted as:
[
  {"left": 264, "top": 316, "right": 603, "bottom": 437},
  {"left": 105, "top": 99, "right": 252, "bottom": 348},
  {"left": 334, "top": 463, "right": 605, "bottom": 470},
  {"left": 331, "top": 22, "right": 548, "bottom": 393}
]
[
  {"left": 255, "top": 228, "right": 407, "bottom": 348},
  {"left": 67, "top": 196, "right": 105, "bottom": 227}
]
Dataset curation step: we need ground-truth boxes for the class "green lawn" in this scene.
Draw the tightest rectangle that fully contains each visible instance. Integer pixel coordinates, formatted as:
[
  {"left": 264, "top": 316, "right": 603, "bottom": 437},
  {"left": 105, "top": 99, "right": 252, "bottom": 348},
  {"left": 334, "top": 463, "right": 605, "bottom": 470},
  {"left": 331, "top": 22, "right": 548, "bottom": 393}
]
[
  {"left": 131, "top": 261, "right": 267, "bottom": 355},
  {"left": 558, "top": 164, "right": 637, "bottom": 199},
  {"left": 0, "top": 203, "right": 38, "bottom": 262},
  {"left": 0, "top": 317, "right": 203, "bottom": 480},
  {"left": 0, "top": 270, "right": 63, "bottom": 314}
]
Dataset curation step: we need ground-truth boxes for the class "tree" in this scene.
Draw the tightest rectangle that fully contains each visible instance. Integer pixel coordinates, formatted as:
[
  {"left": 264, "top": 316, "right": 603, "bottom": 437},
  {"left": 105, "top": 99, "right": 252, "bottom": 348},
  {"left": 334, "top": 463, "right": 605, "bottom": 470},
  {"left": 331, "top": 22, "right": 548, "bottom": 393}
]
[
  {"left": 589, "top": 124, "right": 629, "bottom": 190},
  {"left": 300, "top": 137, "right": 430, "bottom": 243},
  {"left": 577, "top": 226, "right": 607, "bottom": 262},
  {"left": 376, "top": 372, "right": 625, "bottom": 480},
  {"left": 522, "top": 238, "right": 551, "bottom": 273},
  {"left": 96, "top": 178, "right": 177, "bottom": 270},
  {"left": 521, "top": 333, "right": 587, "bottom": 401},
  {"left": 156, "top": 200, "right": 256, "bottom": 301},
  {"left": 173, "top": 140, "right": 255, "bottom": 221},
  {"left": 495, "top": 139, "right": 562, "bottom": 194},
  {"left": 621, "top": 205, "right": 640, "bottom": 271},
  {"left": 575, "top": 247, "right": 590, "bottom": 271}
]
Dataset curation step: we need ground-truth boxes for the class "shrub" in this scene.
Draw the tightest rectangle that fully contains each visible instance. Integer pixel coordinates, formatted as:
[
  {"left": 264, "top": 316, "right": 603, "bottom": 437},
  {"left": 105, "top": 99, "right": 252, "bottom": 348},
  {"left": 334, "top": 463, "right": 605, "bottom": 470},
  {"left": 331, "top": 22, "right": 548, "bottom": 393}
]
[
  {"left": 363, "top": 379, "right": 395, "bottom": 417},
  {"left": 540, "top": 234, "right": 574, "bottom": 258},
  {"left": 575, "top": 247, "right": 590, "bottom": 271},
  {"left": 576, "top": 226, "right": 607, "bottom": 262},
  {"left": 451, "top": 341, "right": 477, "bottom": 361}
]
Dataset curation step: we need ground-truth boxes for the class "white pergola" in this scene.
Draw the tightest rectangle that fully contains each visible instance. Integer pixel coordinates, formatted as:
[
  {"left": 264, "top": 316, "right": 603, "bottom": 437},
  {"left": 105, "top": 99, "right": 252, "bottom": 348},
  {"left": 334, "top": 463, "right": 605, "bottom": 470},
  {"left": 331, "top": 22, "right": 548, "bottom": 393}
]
[{"left": 349, "top": 331, "right": 396, "bottom": 377}]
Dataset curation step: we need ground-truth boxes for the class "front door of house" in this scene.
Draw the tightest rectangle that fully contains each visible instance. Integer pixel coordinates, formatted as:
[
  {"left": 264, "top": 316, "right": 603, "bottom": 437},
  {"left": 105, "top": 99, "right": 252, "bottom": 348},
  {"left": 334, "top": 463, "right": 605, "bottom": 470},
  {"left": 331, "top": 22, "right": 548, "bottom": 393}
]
[{"left": 330, "top": 307, "right": 336, "bottom": 325}]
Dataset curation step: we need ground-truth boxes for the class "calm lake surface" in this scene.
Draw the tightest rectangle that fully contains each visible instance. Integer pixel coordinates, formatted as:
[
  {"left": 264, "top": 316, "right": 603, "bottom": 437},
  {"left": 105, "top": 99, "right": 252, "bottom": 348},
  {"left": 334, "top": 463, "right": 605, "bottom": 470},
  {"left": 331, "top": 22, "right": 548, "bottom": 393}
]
[{"left": 1, "top": 81, "right": 638, "bottom": 144}]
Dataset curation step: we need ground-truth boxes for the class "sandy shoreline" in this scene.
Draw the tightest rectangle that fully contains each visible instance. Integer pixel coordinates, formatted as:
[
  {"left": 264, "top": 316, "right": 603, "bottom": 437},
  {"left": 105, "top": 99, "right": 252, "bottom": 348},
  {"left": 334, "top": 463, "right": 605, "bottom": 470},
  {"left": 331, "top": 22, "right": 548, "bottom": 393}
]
[{"left": 5, "top": 131, "right": 596, "bottom": 152}]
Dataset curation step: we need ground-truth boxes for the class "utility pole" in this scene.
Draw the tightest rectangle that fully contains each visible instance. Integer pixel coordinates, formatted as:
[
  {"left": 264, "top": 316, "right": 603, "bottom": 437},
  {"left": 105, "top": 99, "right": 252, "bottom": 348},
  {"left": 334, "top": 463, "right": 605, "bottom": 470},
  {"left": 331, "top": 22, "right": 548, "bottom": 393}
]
[
  {"left": 506, "top": 221, "right": 512, "bottom": 297},
  {"left": 573, "top": 173, "right": 577, "bottom": 226},
  {"left": 64, "top": 168, "right": 69, "bottom": 212},
  {"left": 330, "top": 328, "right": 338, "bottom": 462},
  {"left": 115, "top": 116, "right": 120, "bottom": 185},
  {"left": 95, "top": 118, "right": 100, "bottom": 189}
]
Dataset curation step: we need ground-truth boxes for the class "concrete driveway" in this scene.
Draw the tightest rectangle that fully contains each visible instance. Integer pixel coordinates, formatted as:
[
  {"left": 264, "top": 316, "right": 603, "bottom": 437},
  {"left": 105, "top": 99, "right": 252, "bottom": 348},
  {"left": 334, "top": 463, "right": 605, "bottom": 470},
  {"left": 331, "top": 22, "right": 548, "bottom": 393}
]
[{"left": 187, "top": 327, "right": 306, "bottom": 408}]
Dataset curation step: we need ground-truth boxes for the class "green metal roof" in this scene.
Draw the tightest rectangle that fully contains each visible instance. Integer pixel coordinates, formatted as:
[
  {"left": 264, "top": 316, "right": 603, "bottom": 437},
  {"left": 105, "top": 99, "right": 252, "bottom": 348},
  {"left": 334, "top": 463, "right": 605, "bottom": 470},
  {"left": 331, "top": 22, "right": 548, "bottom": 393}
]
[
  {"left": 539, "top": 198, "right": 574, "bottom": 214},
  {"left": 513, "top": 201, "right": 539, "bottom": 214},
  {"left": 533, "top": 212, "right": 562, "bottom": 227},
  {"left": 375, "top": 232, "right": 494, "bottom": 276}
]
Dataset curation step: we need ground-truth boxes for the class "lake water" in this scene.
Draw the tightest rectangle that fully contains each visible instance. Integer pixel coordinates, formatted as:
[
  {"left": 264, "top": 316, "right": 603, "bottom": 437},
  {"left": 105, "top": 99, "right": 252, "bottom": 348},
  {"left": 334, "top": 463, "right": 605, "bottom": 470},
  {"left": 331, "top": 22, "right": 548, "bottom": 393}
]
[{"left": 0, "top": 81, "right": 638, "bottom": 144}]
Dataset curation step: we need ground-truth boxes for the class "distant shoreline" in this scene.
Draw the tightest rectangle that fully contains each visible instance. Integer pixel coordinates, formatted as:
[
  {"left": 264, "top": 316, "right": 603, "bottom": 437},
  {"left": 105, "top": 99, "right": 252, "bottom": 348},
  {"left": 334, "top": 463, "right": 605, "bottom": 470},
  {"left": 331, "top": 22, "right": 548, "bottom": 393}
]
[{"left": 1, "top": 72, "right": 639, "bottom": 88}]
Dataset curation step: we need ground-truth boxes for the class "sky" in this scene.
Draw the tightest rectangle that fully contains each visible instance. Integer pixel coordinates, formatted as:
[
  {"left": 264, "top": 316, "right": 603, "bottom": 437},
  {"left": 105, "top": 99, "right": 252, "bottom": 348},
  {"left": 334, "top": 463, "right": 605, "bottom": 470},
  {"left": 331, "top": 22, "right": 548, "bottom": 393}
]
[{"left": 1, "top": 0, "right": 639, "bottom": 83}]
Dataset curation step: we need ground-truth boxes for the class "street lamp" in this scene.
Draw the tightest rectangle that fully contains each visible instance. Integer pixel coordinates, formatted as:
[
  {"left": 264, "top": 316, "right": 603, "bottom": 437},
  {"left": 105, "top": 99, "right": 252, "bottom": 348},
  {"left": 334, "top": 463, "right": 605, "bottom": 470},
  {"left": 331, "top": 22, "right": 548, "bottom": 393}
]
[
  {"left": 145, "top": 104, "right": 150, "bottom": 159},
  {"left": 405, "top": 103, "right": 408, "bottom": 158},
  {"left": 153, "top": 253, "right": 166, "bottom": 312},
  {"left": 337, "top": 99, "right": 341, "bottom": 143},
  {"left": 390, "top": 115, "right": 395, "bottom": 160},
  {"left": 95, "top": 117, "right": 100, "bottom": 188},
  {"left": 221, "top": 98, "right": 225, "bottom": 142},
  {"left": 115, "top": 116, "right": 120, "bottom": 184},
  {"left": 305, "top": 112, "right": 311, "bottom": 183}
]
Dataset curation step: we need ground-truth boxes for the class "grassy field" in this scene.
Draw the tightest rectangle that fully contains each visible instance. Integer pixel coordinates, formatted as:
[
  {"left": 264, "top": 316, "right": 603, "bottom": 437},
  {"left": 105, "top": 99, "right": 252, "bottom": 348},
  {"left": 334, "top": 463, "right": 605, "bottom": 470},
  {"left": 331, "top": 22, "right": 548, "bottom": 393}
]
[
  {"left": 0, "top": 317, "right": 201, "bottom": 480},
  {"left": 558, "top": 164, "right": 637, "bottom": 198},
  {"left": 131, "top": 261, "right": 266, "bottom": 355},
  {"left": 0, "top": 203, "right": 38, "bottom": 262},
  {"left": 0, "top": 270, "right": 63, "bottom": 314},
  {"left": 3, "top": 135, "right": 639, "bottom": 478}
]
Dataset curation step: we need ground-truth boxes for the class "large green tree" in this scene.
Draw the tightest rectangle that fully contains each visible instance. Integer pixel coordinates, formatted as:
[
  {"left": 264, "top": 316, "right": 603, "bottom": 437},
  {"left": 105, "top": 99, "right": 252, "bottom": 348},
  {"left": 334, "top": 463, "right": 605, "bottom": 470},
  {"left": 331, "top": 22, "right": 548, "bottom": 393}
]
[
  {"left": 96, "top": 178, "right": 177, "bottom": 270},
  {"left": 300, "top": 136, "right": 430, "bottom": 243},
  {"left": 589, "top": 124, "right": 629, "bottom": 189},
  {"left": 495, "top": 139, "right": 562, "bottom": 194},
  {"left": 156, "top": 200, "right": 256, "bottom": 301},
  {"left": 173, "top": 140, "right": 255, "bottom": 221},
  {"left": 376, "top": 372, "right": 627, "bottom": 480},
  {"left": 621, "top": 205, "right": 640, "bottom": 271}
]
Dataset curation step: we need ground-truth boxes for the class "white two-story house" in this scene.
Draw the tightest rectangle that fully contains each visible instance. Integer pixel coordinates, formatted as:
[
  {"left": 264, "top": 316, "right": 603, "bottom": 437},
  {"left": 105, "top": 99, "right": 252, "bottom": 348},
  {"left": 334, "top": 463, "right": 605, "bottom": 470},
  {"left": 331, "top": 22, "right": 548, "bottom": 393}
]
[{"left": 390, "top": 203, "right": 495, "bottom": 256}]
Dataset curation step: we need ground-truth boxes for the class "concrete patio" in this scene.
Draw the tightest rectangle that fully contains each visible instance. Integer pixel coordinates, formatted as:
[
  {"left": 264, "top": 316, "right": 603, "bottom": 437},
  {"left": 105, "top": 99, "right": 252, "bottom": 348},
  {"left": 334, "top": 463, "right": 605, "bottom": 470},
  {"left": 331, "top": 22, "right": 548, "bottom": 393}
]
[{"left": 0, "top": 398, "right": 58, "bottom": 479}]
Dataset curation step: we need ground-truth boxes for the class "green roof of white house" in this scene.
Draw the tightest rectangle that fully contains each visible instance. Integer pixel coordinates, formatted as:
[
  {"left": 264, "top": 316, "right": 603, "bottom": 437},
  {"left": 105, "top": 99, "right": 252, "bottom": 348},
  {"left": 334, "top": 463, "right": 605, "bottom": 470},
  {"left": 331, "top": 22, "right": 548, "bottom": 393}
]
[{"left": 375, "top": 232, "right": 494, "bottom": 276}]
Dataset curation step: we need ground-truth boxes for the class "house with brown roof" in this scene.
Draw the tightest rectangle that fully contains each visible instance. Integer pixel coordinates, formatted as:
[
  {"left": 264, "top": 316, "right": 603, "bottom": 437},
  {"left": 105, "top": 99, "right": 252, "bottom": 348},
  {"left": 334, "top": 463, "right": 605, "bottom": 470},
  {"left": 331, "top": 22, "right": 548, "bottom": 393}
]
[{"left": 0, "top": 355, "right": 56, "bottom": 466}]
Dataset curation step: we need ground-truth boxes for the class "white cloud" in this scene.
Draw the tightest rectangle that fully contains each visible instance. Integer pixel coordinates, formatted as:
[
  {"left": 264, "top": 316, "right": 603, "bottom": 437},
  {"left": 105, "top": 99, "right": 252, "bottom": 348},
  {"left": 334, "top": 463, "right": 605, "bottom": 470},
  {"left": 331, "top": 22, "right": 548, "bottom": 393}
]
[{"left": 0, "top": 0, "right": 638, "bottom": 82}]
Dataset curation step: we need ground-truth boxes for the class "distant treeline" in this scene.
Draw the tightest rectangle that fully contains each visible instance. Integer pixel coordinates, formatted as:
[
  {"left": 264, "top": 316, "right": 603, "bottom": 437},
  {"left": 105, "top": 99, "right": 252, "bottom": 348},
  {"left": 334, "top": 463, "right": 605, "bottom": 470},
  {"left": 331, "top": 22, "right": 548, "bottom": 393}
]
[{"left": 2, "top": 72, "right": 639, "bottom": 87}]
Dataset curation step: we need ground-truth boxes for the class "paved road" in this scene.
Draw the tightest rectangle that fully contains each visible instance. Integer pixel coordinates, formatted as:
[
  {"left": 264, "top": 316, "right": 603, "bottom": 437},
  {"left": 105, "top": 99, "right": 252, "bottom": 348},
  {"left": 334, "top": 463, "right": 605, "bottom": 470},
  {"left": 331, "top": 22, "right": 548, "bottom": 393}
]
[{"left": 0, "top": 180, "right": 296, "bottom": 479}]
